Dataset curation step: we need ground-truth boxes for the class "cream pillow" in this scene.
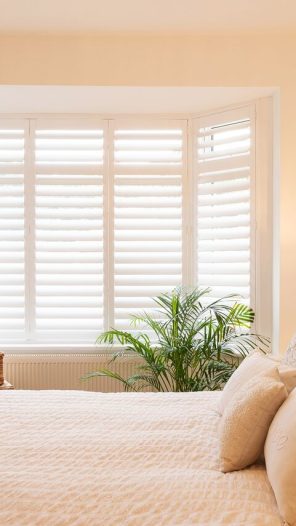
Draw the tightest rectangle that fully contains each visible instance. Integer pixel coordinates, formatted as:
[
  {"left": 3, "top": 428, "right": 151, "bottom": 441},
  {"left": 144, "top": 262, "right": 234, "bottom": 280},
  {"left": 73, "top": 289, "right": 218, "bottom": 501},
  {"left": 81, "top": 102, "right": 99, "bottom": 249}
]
[
  {"left": 218, "top": 351, "right": 296, "bottom": 414},
  {"left": 266, "top": 355, "right": 296, "bottom": 394},
  {"left": 265, "top": 389, "right": 296, "bottom": 526},
  {"left": 219, "top": 367, "right": 287, "bottom": 472},
  {"left": 218, "top": 352, "right": 275, "bottom": 414},
  {"left": 279, "top": 364, "right": 296, "bottom": 393},
  {"left": 283, "top": 333, "right": 296, "bottom": 367}
]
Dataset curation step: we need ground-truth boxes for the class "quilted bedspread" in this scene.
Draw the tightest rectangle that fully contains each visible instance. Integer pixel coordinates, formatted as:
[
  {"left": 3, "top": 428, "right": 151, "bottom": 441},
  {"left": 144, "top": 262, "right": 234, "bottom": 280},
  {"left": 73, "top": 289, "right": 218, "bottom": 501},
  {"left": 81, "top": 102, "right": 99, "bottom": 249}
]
[{"left": 0, "top": 390, "right": 282, "bottom": 526}]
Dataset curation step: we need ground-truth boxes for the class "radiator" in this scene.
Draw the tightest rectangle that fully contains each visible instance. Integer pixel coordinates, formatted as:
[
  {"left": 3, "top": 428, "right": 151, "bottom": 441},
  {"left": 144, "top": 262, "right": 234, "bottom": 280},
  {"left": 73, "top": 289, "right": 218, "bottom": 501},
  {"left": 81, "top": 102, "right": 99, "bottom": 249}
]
[{"left": 4, "top": 354, "right": 143, "bottom": 392}]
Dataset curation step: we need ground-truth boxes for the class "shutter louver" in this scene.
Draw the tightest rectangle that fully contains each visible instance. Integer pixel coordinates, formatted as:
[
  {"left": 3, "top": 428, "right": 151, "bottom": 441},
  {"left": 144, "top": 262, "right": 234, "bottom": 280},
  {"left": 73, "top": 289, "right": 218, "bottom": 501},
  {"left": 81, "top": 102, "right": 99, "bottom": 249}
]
[
  {"left": 34, "top": 121, "right": 105, "bottom": 340},
  {"left": 112, "top": 122, "right": 186, "bottom": 332},
  {"left": 0, "top": 122, "right": 26, "bottom": 338},
  {"left": 195, "top": 107, "right": 254, "bottom": 305}
]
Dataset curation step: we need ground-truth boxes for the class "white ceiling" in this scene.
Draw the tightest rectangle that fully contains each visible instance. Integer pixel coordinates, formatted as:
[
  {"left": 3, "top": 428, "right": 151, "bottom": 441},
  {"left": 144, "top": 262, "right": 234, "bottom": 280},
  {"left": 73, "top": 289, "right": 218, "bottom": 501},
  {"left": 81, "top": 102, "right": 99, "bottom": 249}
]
[
  {"left": 0, "top": 0, "right": 295, "bottom": 34},
  {"left": 0, "top": 86, "right": 276, "bottom": 114}
]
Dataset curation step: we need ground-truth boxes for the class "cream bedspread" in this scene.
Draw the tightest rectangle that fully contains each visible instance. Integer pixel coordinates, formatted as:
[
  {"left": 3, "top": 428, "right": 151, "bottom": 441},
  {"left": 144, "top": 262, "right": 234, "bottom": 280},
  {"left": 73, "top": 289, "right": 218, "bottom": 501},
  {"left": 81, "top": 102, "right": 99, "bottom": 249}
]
[{"left": 0, "top": 390, "right": 282, "bottom": 526}]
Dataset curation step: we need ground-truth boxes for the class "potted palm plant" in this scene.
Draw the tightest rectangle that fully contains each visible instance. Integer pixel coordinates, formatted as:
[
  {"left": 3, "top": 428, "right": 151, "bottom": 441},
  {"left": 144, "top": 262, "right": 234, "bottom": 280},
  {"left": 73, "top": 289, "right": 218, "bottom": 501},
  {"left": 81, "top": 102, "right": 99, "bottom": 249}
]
[{"left": 84, "top": 288, "right": 268, "bottom": 392}]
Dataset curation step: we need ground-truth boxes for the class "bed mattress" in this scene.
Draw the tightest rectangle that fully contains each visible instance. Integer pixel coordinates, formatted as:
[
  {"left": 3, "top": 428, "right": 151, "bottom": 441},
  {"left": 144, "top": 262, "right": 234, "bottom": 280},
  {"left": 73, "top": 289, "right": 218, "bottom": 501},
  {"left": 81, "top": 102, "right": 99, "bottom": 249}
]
[{"left": 0, "top": 390, "right": 282, "bottom": 525}]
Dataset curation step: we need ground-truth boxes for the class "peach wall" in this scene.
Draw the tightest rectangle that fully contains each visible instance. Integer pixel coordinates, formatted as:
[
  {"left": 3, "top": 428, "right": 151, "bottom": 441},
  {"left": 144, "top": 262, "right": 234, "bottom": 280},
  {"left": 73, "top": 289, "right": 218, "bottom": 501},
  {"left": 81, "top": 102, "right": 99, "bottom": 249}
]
[{"left": 0, "top": 33, "right": 295, "bottom": 351}]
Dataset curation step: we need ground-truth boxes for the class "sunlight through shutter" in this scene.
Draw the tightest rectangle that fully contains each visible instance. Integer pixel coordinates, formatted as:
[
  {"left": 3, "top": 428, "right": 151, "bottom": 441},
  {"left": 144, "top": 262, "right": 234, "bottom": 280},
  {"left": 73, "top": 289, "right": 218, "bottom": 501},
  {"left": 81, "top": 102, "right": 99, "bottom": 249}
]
[
  {"left": 195, "top": 107, "right": 255, "bottom": 305},
  {"left": 0, "top": 108, "right": 260, "bottom": 345},
  {"left": 34, "top": 120, "right": 105, "bottom": 340},
  {"left": 112, "top": 121, "right": 186, "bottom": 332},
  {"left": 0, "top": 121, "right": 26, "bottom": 338}
]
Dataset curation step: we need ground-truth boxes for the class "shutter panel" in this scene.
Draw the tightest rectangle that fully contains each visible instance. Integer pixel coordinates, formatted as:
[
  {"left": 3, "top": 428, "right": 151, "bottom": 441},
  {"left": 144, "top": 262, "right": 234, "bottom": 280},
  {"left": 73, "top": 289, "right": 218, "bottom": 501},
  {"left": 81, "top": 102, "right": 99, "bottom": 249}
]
[
  {"left": 112, "top": 121, "right": 186, "bottom": 332},
  {"left": 34, "top": 120, "right": 105, "bottom": 340},
  {"left": 195, "top": 107, "right": 254, "bottom": 305},
  {"left": 0, "top": 110, "right": 259, "bottom": 345},
  {"left": 0, "top": 121, "right": 26, "bottom": 338}
]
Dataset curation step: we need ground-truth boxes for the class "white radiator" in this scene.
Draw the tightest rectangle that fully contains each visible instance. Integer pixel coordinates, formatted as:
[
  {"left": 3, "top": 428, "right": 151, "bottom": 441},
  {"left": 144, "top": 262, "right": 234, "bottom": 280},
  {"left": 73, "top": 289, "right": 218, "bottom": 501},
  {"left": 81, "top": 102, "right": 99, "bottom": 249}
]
[{"left": 4, "top": 354, "right": 143, "bottom": 392}]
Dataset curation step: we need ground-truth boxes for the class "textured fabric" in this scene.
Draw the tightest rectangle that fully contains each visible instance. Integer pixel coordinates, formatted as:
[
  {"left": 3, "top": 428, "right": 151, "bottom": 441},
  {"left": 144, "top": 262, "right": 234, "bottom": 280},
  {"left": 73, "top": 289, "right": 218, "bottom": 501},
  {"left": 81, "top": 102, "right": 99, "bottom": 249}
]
[
  {"left": 258, "top": 354, "right": 296, "bottom": 393},
  {"left": 267, "top": 354, "right": 296, "bottom": 393},
  {"left": 283, "top": 333, "right": 296, "bottom": 367},
  {"left": 218, "top": 351, "right": 277, "bottom": 414},
  {"left": 265, "top": 389, "right": 296, "bottom": 526},
  {"left": 0, "top": 390, "right": 282, "bottom": 526},
  {"left": 278, "top": 364, "right": 296, "bottom": 394},
  {"left": 219, "top": 368, "right": 288, "bottom": 473}
]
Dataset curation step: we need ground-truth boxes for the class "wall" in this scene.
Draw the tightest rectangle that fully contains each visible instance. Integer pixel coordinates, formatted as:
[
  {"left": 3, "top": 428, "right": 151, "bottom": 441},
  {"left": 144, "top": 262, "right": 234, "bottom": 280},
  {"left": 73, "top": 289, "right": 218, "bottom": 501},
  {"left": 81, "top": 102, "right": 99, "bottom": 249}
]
[{"left": 0, "top": 33, "right": 295, "bottom": 351}]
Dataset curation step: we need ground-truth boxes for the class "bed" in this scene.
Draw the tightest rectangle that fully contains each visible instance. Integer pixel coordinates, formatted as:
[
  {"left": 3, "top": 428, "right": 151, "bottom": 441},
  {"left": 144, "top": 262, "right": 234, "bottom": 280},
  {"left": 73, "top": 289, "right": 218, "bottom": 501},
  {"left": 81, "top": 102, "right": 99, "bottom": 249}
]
[{"left": 0, "top": 390, "right": 282, "bottom": 525}]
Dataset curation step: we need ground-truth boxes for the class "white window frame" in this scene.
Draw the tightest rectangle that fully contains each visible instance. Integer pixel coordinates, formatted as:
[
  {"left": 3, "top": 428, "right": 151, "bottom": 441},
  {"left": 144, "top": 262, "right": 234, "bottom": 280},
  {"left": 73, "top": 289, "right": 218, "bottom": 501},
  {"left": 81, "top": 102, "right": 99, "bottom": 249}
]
[{"left": 0, "top": 98, "right": 274, "bottom": 353}]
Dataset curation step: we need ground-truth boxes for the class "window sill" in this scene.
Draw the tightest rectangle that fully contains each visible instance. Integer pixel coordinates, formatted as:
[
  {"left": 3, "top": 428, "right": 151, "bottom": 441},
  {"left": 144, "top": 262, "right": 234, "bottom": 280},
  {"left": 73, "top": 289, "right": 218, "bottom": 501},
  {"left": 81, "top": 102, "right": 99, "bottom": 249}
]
[{"left": 0, "top": 343, "right": 124, "bottom": 355}]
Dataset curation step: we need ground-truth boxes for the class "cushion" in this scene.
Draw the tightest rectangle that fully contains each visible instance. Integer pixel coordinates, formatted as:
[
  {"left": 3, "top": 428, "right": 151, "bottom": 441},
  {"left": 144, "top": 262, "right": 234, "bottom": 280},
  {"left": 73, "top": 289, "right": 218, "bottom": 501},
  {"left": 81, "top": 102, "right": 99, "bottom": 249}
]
[
  {"left": 283, "top": 333, "right": 296, "bottom": 367},
  {"left": 267, "top": 353, "right": 296, "bottom": 393},
  {"left": 218, "top": 351, "right": 296, "bottom": 414},
  {"left": 265, "top": 389, "right": 296, "bottom": 526},
  {"left": 218, "top": 351, "right": 275, "bottom": 414},
  {"left": 276, "top": 362, "right": 296, "bottom": 394},
  {"left": 219, "top": 367, "right": 288, "bottom": 472}
]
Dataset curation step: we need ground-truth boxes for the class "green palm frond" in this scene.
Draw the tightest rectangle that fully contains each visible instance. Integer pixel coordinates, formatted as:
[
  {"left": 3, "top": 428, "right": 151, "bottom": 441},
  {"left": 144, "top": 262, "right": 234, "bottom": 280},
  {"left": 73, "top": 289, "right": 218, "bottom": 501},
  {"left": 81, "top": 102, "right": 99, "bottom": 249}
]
[{"left": 84, "top": 287, "right": 270, "bottom": 392}]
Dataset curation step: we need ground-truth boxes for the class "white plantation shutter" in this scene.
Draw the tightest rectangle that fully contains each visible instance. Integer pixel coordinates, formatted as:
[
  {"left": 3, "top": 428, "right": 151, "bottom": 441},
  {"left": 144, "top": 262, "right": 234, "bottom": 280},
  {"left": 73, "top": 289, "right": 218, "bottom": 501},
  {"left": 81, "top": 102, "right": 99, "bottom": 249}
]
[
  {"left": 112, "top": 121, "right": 186, "bottom": 332},
  {"left": 0, "top": 105, "right": 266, "bottom": 345},
  {"left": 33, "top": 120, "right": 105, "bottom": 339},
  {"left": 0, "top": 121, "right": 26, "bottom": 338},
  {"left": 195, "top": 106, "right": 255, "bottom": 305}
]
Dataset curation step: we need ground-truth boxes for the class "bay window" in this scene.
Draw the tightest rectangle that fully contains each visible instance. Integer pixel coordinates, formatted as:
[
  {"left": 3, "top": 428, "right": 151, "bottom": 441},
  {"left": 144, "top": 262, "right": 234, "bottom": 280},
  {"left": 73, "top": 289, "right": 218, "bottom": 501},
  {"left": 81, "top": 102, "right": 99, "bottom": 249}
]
[{"left": 0, "top": 101, "right": 273, "bottom": 345}]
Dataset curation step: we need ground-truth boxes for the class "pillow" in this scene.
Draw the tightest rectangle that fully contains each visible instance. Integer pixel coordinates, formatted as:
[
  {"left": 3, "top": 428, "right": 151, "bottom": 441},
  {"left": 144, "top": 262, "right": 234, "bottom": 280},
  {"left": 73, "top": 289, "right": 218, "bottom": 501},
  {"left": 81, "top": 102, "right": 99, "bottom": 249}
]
[
  {"left": 274, "top": 362, "right": 296, "bottom": 394},
  {"left": 267, "top": 353, "right": 296, "bottom": 393},
  {"left": 218, "top": 351, "right": 275, "bottom": 414},
  {"left": 283, "top": 333, "right": 296, "bottom": 367},
  {"left": 265, "top": 389, "right": 296, "bottom": 526},
  {"left": 219, "top": 367, "right": 287, "bottom": 472},
  {"left": 218, "top": 351, "right": 296, "bottom": 414}
]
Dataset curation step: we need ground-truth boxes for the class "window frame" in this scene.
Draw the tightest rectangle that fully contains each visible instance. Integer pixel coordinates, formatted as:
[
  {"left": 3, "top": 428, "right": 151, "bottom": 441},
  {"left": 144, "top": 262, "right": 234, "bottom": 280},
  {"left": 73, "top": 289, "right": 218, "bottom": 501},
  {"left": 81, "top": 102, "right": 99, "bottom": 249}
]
[{"left": 0, "top": 99, "right": 274, "bottom": 352}]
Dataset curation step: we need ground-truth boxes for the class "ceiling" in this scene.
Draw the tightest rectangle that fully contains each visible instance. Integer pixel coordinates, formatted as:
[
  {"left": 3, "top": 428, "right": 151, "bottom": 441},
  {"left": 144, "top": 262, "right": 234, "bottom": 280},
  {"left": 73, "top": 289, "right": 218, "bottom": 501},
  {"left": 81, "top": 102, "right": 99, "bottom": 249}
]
[
  {"left": 0, "top": 86, "right": 276, "bottom": 114},
  {"left": 0, "top": 0, "right": 295, "bottom": 34}
]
